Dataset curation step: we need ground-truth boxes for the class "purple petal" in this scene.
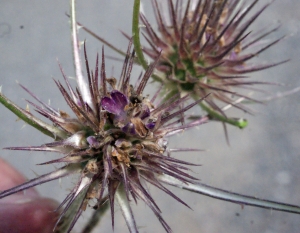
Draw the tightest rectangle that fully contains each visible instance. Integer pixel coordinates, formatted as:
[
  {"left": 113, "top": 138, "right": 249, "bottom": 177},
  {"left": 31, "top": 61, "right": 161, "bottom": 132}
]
[
  {"left": 101, "top": 91, "right": 128, "bottom": 115},
  {"left": 122, "top": 122, "right": 136, "bottom": 135},
  {"left": 146, "top": 122, "right": 156, "bottom": 130},
  {"left": 111, "top": 90, "right": 128, "bottom": 111},
  {"left": 87, "top": 136, "right": 100, "bottom": 148},
  {"left": 139, "top": 105, "right": 150, "bottom": 119},
  {"left": 101, "top": 96, "right": 120, "bottom": 114}
]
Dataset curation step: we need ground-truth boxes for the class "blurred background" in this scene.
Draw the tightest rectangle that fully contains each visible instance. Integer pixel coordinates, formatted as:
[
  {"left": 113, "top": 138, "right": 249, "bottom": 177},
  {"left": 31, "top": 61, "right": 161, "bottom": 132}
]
[{"left": 1, "top": 1, "right": 300, "bottom": 232}]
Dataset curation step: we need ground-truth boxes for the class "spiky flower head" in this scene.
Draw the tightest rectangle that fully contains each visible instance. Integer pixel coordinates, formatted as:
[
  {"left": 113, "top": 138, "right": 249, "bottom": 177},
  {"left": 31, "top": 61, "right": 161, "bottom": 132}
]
[
  {"left": 140, "top": 0, "right": 285, "bottom": 127},
  {"left": 0, "top": 37, "right": 208, "bottom": 232}
]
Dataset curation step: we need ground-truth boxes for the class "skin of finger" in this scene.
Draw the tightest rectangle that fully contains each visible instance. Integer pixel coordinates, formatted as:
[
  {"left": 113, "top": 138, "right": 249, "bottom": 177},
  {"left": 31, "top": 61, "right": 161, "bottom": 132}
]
[
  {"left": 0, "top": 197, "right": 59, "bottom": 233},
  {"left": 0, "top": 158, "right": 60, "bottom": 232},
  {"left": 0, "top": 158, "right": 38, "bottom": 196}
]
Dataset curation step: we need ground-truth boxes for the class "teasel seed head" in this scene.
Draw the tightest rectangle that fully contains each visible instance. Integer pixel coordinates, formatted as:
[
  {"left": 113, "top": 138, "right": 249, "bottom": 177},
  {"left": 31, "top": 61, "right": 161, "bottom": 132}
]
[
  {"left": 0, "top": 40, "right": 207, "bottom": 232},
  {"left": 139, "top": 0, "right": 286, "bottom": 127}
]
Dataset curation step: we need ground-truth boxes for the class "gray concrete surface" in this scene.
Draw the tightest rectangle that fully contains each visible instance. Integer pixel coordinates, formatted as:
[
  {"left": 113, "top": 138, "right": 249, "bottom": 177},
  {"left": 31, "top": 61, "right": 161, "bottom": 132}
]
[{"left": 1, "top": 1, "right": 300, "bottom": 232}]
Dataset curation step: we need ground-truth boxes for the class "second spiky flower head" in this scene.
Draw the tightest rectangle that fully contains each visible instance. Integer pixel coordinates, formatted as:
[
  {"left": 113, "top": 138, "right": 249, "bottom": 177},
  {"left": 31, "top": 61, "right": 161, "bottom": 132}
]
[{"left": 141, "top": 0, "right": 285, "bottom": 128}]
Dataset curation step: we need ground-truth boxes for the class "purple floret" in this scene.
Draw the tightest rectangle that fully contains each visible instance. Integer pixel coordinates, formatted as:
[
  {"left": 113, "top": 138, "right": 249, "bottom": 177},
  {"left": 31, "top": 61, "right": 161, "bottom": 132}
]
[
  {"left": 122, "top": 122, "right": 136, "bottom": 135},
  {"left": 101, "top": 90, "right": 128, "bottom": 115}
]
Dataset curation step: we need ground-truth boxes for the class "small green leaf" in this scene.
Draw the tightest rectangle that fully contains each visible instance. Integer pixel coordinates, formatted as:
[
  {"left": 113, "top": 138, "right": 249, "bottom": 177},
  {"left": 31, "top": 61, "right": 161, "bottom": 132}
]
[
  {"left": 199, "top": 102, "right": 248, "bottom": 129},
  {"left": 132, "top": 0, "right": 148, "bottom": 71}
]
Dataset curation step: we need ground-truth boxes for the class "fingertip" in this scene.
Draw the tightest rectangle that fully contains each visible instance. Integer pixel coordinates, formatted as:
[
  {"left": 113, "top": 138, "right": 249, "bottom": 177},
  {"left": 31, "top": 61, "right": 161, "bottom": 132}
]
[
  {"left": 0, "top": 158, "right": 38, "bottom": 196},
  {"left": 0, "top": 197, "right": 59, "bottom": 233},
  {"left": 0, "top": 158, "right": 26, "bottom": 188}
]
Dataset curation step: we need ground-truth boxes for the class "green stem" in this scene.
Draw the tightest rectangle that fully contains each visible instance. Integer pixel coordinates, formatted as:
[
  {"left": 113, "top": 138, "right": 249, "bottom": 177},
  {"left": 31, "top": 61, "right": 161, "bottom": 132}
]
[
  {"left": 131, "top": 0, "right": 164, "bottom": 83},
  {"left": 199, "top": 102, "right": 248, "bottom": 129},
  {"left": 0, "top": 93, "right": 60, "bottom": 138},
  {"left": 132, "top": 0, "right": 148, "bottom": 70}
]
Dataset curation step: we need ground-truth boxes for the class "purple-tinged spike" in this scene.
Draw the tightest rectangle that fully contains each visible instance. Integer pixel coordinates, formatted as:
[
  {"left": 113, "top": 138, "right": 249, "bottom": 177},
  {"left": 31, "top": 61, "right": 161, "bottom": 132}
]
[
  {"left": 54, "top": 176, "right": 92, "bottom": 232},
  {"left": 167, "top": 0, "right": 180, "bottom": 41},
  {"left": 123, "top": 49, "right": 136, "bottom": 94},
  {"left": 118, "top": 40, "right": 133, "bottom": 91},
  {"left": 0, "top": 164, "right": 81, "bottom": 199},
  {"left": 130, "top": 179, "right": 172, "bottom": 233},
  {"left": 140, "top": 171, "right": 190, "bottom": 209},
  {"left": 84, "top": 42, "right": 97, "bottom": 112},
  {"left": 4, "top": 145, "right": 62, "bottom": 153},
  {"left": 129, "top": 168, "right": 161, "bottom": 212},
  {"left": 54, "top": 79, "right": 99, "bottom": 132},
  {"left": 190, "top": 0, "right": 208, "bottom": 44},
  {"left": 37, "top": 153, "right": 92, "bottom": 165},
  {"left": 28, "top": 99, "right": 84, "bottom": 134},
  {"left": 242, "top": 25, "right": 281, "bottom": 50},
  {"left": 178, "top": 0, "right": 190, "bottom": 58},
  {"left": 140, "top": 14, "right": 169, "bottom": 50},
  {"left": 57, "top": 60, "right": 79, "bottom": 104},
  {"left": 19, "top": 83, "right": 59, "bottom": 116},
  {"left": 136, "top": 51, "right": 161, "bottom": 95},
  {"left": 119, "top": 163, "right": 130, "bottom": 199},
  {"left": 165, "top": 116, "right": 209, "bottom": 136},
  {"left": 151, "top": 0, "right": 172, "bottom": 41},
  {"left": 169, "top": 148, "right": 204, "bottom": 153},
  {"left": 108, "top": 180, "right": 119, "bottom": 230},
  {"left": 101, "top": 46, "right": 107, "bottom": 96},
  {"left": 0, "top": 92, "right": 66, "bottom": 139},
  {"left": 150, "top": 83, "right": 163, "bottom": 103},
  {"left": 211, "top": 0, "right": 229, "bottom": 29},
  {"left": 160, "top": 95, "right": 208, "bottom": 126}
]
